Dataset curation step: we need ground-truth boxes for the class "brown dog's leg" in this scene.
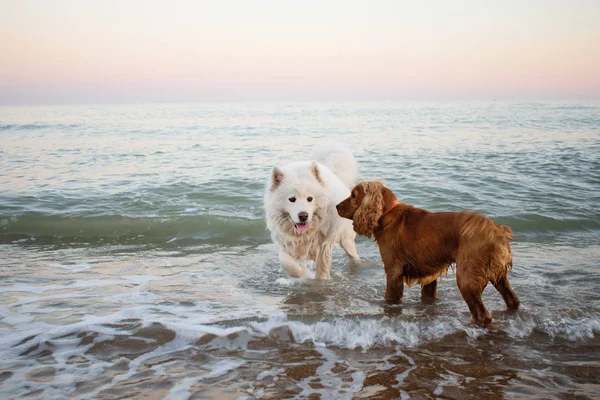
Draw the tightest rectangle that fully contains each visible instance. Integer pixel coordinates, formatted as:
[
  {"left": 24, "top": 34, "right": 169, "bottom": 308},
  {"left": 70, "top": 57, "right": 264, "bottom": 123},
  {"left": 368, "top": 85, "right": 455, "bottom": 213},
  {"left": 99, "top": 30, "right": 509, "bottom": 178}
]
[
  {"left": 385, "top": 268, "right": 404, "bottom": 304},
  {"left": 492, "top": 276, "right": 520, "bottom": 311},
  {"left": 457, "top": 269, "right": 492, "bottom": 325},
  {"left": 459, "top": 287, "right": 492, "bottom": 325},
  {"left": 421, "top": 279, "right": 437, "bottom": 301}
]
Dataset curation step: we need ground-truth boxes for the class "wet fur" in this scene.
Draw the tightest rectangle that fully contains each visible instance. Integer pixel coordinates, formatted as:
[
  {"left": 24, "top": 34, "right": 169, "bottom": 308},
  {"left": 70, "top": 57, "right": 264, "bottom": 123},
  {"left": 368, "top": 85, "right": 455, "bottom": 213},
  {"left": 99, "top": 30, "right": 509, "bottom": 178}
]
[
  {"left": 264, "top": 144, "right": 359, "bottom": 279},
  {"left": 337, "top": 180, "right": 520, "bottom": 325}
]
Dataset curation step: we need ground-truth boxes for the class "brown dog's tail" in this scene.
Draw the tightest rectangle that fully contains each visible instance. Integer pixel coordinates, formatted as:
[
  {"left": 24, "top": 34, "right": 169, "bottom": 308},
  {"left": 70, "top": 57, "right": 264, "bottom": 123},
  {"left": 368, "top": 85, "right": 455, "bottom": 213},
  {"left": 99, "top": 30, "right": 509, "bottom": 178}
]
[
  {"left": 489, "top": 222, "right": 513, "bottom": 280},
  {"left": 500, "top": 224, "right": 513, "bottom": 241},
  {"left": 458, "top": 213, "right": 514, "bottom": 282}
]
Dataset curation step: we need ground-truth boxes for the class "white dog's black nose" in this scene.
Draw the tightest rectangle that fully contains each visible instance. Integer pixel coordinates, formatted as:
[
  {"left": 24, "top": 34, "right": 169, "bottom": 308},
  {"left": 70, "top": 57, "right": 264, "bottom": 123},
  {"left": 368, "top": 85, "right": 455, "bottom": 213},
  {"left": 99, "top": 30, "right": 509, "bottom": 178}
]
[{"left": 298, "top": 212, "right": 308, "bottom": 222}]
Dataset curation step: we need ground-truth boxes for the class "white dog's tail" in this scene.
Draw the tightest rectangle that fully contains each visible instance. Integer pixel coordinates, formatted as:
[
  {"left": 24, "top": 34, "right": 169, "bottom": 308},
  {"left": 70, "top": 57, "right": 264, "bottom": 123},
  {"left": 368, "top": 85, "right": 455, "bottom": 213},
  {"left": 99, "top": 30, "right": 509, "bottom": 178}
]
[{"left": 311, "top": 142, "right": 357, "bottom": 188}]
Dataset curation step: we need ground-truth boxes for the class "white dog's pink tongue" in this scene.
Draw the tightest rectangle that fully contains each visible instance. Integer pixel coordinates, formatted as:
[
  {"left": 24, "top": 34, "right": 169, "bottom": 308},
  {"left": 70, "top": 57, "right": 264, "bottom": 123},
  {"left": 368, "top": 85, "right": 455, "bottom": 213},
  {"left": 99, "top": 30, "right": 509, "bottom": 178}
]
[{"left": 295, "top": 223, "right": 307, "bottom": 233}]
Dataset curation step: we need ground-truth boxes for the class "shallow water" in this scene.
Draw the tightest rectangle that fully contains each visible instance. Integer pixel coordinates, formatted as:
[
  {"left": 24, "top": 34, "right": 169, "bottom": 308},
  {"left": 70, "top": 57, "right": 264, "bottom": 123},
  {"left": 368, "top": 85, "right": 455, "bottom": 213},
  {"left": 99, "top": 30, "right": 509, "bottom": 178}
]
[{"left": 1, "top": 102, "right": 599, "bottom": 399}]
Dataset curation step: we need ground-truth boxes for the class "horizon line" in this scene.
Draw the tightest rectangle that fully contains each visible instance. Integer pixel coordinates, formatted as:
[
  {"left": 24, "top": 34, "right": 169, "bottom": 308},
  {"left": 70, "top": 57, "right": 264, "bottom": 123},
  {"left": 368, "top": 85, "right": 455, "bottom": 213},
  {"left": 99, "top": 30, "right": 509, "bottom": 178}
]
[{"left": 2, "top": 97, "right": 600, "bottom": 107}]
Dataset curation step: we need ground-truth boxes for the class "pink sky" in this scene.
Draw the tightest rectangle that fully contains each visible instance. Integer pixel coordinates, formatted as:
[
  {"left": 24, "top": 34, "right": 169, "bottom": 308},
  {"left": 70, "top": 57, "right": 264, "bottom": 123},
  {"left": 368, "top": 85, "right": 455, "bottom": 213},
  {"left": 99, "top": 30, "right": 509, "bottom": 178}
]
[{"left": 1, "top": 0, "right": 599, "bottom": 104}]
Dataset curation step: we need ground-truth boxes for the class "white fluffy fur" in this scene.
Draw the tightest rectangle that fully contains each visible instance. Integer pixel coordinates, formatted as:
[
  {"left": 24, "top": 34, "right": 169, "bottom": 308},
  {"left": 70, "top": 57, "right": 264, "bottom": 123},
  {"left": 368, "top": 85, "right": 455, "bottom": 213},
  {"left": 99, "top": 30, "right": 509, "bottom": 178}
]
[{"left": 264, "top": 143, "right": 359, "bottom": 279}]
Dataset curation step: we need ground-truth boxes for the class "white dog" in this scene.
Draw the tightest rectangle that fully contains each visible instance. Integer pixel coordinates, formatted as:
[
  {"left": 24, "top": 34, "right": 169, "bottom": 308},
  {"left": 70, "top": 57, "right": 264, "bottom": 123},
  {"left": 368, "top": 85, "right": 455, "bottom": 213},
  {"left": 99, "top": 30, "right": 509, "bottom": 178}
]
[{"left": 264, "top": 143, "right": 359, "bottom": 279}]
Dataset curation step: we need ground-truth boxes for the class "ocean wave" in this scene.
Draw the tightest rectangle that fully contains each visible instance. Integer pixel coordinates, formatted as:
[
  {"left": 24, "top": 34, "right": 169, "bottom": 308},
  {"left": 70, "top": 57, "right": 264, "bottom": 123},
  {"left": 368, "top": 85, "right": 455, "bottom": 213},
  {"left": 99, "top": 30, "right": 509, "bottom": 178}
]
[
  {"left": 248, "top": 314, "right": 469, "bottom": 349},
  {"left": 196, "top": 311, "right": 600, "bottom": 350},
  {"left": 0, "top": 123, "right": 81, "bottom": 131},
  {"left": 0, "top": 213, "right": 270, "bottom": 246},
  {"left": 1, "top": 210, "right": 599, "bottom": 247},
  {"left": 1, "top": 303, "right": 597, "bottom": 398},
  {"left": 494, "top": 213, "right": 600, "bottom": 233},
  {"left": 547, "top": 105, "right": 599, "bottom": 111},
  {"left": 5, "top": 311, "right": 597, "bottom": 362}
]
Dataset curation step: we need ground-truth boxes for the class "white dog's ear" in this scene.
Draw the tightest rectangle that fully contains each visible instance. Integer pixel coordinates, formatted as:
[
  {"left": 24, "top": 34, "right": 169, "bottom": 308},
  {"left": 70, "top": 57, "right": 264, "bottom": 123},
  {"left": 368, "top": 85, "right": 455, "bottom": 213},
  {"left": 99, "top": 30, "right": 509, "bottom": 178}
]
[
  {"left": 270, "top": 167, "right": 284, "bottom": 191},
  {"left": 311, "top": 162, "right": 324, "bottom": 186}
]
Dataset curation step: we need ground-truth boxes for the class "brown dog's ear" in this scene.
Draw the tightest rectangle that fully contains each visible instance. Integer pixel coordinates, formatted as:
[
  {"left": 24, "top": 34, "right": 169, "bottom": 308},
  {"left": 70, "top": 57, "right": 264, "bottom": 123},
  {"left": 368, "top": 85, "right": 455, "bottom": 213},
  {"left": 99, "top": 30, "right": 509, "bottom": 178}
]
[
  {"left": 270, "top": 167, "right": 284, "bottom": 191},
  {"left": 352, "top": 181, "right": 385, "bottom": 237},
  {"left": 381, "top": 186, "right": 398, "bottom": 213}
]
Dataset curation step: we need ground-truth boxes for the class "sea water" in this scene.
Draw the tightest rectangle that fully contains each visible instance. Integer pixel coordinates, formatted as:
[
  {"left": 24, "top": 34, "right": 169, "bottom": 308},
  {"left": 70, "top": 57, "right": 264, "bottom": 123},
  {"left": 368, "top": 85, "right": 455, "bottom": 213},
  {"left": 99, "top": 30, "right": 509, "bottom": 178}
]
[{"left": 1, "top": 101, "right": 599, "bottom": 398}]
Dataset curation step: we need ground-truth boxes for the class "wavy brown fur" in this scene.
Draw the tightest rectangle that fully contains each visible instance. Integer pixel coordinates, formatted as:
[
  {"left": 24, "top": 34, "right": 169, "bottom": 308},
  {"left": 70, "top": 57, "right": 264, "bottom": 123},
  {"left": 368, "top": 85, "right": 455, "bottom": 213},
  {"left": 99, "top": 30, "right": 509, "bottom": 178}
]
[
  {"left": 352, "top": 180, "right": 385, "bottom": 237},
  {"left": 337, "top": 180, "right": 520, "bottom": 325}
]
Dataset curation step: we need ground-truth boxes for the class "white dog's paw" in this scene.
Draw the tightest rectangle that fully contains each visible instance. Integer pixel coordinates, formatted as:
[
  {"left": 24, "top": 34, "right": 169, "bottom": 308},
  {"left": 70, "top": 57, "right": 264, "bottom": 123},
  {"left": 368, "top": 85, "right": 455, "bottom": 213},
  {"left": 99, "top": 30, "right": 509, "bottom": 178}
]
[
  {"left": 282, "top": 262, "right": 304, "bottom": 278},
  {"left": 350, "top": 256, "right": 361, "bottom": 264}
]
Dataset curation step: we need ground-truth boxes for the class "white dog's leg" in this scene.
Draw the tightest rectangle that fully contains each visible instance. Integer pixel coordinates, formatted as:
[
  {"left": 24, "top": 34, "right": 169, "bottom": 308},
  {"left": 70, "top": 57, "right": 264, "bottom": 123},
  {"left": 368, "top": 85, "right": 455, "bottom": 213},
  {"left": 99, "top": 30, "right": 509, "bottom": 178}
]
[
  {"left": 279, "top": 251, "right": 304, "bottom": 278},
  {"left": 316, "top": 244, "right": 333, "bottom": 280},
  {"left": 340, "top": 232, "right": 360, "bottom": 263}
]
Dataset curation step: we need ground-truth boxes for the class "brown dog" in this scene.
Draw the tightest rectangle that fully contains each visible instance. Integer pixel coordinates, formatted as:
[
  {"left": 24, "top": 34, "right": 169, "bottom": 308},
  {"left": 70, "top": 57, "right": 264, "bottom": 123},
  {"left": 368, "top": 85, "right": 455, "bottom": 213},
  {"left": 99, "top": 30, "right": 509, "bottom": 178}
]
[{"left": 336, "top": 180, "right": 520, "bottom": 325}]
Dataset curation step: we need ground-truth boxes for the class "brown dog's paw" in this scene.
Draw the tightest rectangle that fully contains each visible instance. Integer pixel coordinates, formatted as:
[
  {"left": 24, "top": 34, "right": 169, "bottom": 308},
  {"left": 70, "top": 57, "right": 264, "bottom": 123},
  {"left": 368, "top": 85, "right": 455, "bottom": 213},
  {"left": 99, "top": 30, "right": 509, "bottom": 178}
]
[{"left": 472, "top": 314, "right": 493, "bottom": 326}]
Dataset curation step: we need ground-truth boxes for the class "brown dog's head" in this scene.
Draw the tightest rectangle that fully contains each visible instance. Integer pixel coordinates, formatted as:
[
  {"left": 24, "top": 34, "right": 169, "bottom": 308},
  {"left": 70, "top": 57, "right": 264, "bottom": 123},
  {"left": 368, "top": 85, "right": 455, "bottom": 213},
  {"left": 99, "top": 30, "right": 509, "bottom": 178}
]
[{"left": 336, "top": 180, "right": 398, "bottom": 237}]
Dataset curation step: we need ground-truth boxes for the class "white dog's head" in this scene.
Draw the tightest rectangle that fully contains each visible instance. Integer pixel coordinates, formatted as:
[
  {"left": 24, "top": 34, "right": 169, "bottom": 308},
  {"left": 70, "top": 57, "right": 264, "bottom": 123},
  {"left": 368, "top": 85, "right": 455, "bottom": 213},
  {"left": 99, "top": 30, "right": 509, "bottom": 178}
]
[{"left": 267, "top": 162, "right": 327, "bottom": 236}]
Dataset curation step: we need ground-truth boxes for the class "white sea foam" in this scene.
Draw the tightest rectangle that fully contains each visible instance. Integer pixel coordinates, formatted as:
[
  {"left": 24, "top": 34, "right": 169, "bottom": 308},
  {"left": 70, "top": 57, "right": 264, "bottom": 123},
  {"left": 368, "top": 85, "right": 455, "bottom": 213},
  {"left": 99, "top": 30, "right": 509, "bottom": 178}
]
[
  {"left": 11, "top": 292, "right": 96, "bottom": 308},
  {"left": 506, "top": 311, "right": 600, "bottom": 341},
  {"left": 433, "top": 371, "right": 462, "bottom": 396},
  {"left": 540, "top": 316, "right": 600, "bottom": 340},
  {"left": 296, "top": 346, "right": 365, "bottom": 399},
  {"left": 164, "top": 376, "right": 203, "bottom": 400},
  {"left": 248, "top": 313, "right": 484, "bottom": 350},
  {"left": 225, "top": 310, "right": 599, "bottom": 351},
  {"left": 256, "top": 367, "right": 285, "bottom": 381},
  {"left": 51, "top": 262, "right": 94, "bottom": 272},
  {"left": 275, "top": 277, "right": 297, "bottom": 286},
  {"left": 394, "top": 350, "right": 416, "bottom": 390},
  {"left": 203, "top": 359, "right": 247, "bottom": 380},
  {"left": 275, "top": 269, "right": 317, "bottom": 285},
  {"left": 0, "top": 275, "right": 161, "bottom": 295},
  {"left": 106, "top": 285, "right": 158, "bottom": 303}
]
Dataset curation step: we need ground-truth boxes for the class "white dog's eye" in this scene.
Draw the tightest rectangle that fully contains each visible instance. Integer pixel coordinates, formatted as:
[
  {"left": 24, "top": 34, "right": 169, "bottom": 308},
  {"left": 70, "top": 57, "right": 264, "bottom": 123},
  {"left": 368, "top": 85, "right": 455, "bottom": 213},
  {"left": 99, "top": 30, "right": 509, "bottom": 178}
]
[
  {"left": 289, "top": 197, "right": 296, "bottom": 203},
  {"left": 307, "top": 197, "right": 313, "bottom": 202}
]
